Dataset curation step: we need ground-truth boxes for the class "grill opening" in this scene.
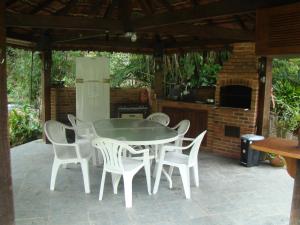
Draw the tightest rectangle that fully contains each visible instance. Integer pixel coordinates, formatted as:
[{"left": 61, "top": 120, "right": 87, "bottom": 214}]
[
  {"left": 225, "top": 125, "right": 240, "bottom": 138},
  {"left": 220, "top": 85, "right": 252, "bottom": 109}
]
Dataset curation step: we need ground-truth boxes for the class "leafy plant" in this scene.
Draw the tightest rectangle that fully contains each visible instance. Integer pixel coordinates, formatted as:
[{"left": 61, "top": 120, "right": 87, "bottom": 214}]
[
  {"left": 272, "top": 80, "right": 300, "bottom": 137},
  {"left": 9, "top": 105, "right": 42, "bottom": 146}
]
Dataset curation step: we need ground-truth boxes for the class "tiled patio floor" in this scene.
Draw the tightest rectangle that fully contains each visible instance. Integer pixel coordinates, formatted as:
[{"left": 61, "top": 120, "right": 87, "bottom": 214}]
[{"left": 12, "top": 140, "right": 293, "bottom": 225}]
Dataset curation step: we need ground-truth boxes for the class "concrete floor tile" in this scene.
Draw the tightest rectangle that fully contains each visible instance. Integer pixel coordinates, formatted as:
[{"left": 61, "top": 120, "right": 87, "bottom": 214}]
[{"left": 11, "top": 140, "right": 293, "bottom": 225}]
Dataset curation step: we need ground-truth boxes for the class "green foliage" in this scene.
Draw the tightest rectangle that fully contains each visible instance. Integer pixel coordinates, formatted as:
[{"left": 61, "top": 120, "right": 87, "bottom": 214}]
[
  {"left": 191, "top": 63, "right": 221, "bottom": 87},
  {"left": 165, "top": 51, "right": 228, "bottom": 88},
  {"left": 109, "top": 53, "right": 154, "bottom": 87},
  {"left": 273, "top": 58, "right": 300, "bottom": 84},
  {"left": 7, "top": 48, "right": 41, "bottom": 106},
  {"left": 272, "top": 58, "right": 300, "bottom": 136},
  {"left": 8, "top": 105, "right": 42, "bottom": 146}
]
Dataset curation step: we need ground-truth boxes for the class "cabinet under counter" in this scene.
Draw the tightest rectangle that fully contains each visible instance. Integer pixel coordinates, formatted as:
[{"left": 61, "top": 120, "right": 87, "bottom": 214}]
[{"left": 157, "top": 100, "right": 212, "bottom": 146}]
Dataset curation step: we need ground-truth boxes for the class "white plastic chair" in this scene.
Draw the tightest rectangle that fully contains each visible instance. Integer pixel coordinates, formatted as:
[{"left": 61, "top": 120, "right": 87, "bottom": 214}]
[
  {"left": 168, "top": 119, "right": 191, "bottom": 176},
  {"left": 146, "top": 112, "right": 170, "bottom": 126},
  {"left": 68, "top": 114, "right": 100, "bottom": 166},
  {"left": 44, "top": 120, "right": 92, "bottom": 194},
  {"left": 153, "top": 130, "right": 207, "bottom": 199},
  {"left": 170, "top": 119, "right": 191, "bottom": 148},
  {"left": 145, "top": 112, "right": 170, "bottom": 167},
  {"left": 92, "top": 137, "right": 151, "bottom": 208}
]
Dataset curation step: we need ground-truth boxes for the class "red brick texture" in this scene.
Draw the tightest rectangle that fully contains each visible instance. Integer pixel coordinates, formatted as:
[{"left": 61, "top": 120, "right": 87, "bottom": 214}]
[
  {"left": 51, "top": 88, "right": 150, "bottom": 123},
  {"left": 208, "top": 42, "right": 259, "bottom": 158}
]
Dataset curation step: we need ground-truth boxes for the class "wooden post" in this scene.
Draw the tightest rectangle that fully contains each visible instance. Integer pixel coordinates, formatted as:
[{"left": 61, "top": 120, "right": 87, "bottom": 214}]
[
  {"left": 290, "top": 160, "right": 300, "bottom": 225},
  {"left": 0, "top": 2, "right": 15, "bottom": 225},
  {"left": 40, "top": 50, "right": 52, "bottom": 142},
  {"left": 257, "top": 57, "right": 272, "bottom": 136},
  {"left": 153, "top": 57, "right": 164, "bottom": 99}
]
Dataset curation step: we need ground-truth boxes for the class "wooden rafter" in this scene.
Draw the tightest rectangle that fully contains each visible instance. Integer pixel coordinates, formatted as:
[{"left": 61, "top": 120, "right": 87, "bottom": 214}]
[
  {"left": 88, "top": 0, "right": 103, "bottom": 16},
  {"left": 158, "top": 0, "right": 174, "bottom": 12},
  {"left": 147, "top": 24, "right": 254, "bottom": 41},
  {"left": 139, "top": 0, "right": 153, "bottom": 16},
  {"left": 190, "top": 0, "right": 198, "bottom": 7},
  {"left": 5, "top": 13, "right": 254, "bottom": 41},
  {"left": 103, "top": 0, "right": 118, "bottom": 18},
  {"left": 134, "top": 0, "right": 300, "bottom": 30},
  {"left": 234, "top": 15, "right": 249, "bottom": 31},
  {"left": 5, "top": 13, "right": 123, "bottom": 32},
  {"left": 118, "top": 0, "right": 133, "bottom": 32},
  {"left": 54, "top": 0, "right": 79, "bottom": 16},
  {"left": 5, "top": 0, "right": 18, "bottom": 8},
  {"left": 30, "top": 0, "right": 52, "bottom": 14}
]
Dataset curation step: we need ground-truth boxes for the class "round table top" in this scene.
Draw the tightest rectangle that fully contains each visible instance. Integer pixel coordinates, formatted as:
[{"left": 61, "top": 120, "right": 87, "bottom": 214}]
[{"left": 93, "top": 118, "right": 178, "bottom": 145}]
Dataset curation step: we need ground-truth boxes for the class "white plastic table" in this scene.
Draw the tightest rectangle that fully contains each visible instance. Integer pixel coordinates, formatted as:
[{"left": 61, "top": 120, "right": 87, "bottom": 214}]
[
  {"left": 93, "top": 118, "right": 178, "bottom": 145},
  {"left": 93, "top": 118, "right": 179, "bottom": 186}
]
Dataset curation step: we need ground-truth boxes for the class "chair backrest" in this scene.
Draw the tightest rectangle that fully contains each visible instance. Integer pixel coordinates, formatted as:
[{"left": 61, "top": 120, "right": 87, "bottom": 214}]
[
  {"left": 174, "top": 120, "right": 190, "bottom": 146},
  {"left": 68, "top": 114, "right": 92, "bottom": 138},
  {"left": 92, "top": 137, "right": 133, "bottom": 173},
  {"left": 44, "top": 120, "right": 68, "bottom": 145},
  {"left": 188, "top": 130, "right": 207, "bottom": 166},
  {"left": 146, "top": 112, "right": 170, "bottom": 126}
]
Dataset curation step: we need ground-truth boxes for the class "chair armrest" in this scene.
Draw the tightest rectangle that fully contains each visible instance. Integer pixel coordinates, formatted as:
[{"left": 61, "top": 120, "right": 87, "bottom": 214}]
[
  {"left": 182, "top": 137, "right": 194, "bottom": 142},
  {"left": 171, "top": 123, "right": 180, "bottom": 130},
  {"left": 163, "top": 141, "right": 194, "bottom": 152},
  {"left": 64, "top": 124, "right": 74, "bottom": 130},
  {"left": 53, "top": 142, "right": 78, "bottom": 148},
  {"left": 128, "top": 147, "right": 149, "bottom": 155}
]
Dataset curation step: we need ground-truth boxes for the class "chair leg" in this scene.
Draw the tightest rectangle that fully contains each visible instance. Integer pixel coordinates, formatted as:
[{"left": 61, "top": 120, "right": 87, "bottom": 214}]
[
  {"left": 178, "top": 166, "right": 191, "bottom": 199},
  {"left": 99, "top": 170, "right": 106, "bottom": 201},
  {"left": 81, "top": 160, "right": 90, "bottom": 194},
  {"left": 50, "top": 160, "right": 60, "bottom": 191},
  {"left": 123, "top": 174, "right": 133, "bottom": 208},
  {"left": 192, "top": 163, "right": 199, "bottom": 187},
  {"left": 92, "top": 148, "right": 97, "bottom": 166},
  {"left": 111, "top": 173, "right": 122, "bottom": 194},
  {"left": 144, "top": 161, "right": 152, "bottom": 195},
  {"left": 152, "top": 145, "right": 160, "bottom": 178},
  {"left": 153, "top": 162, "right": 163, "bottom": 194},
  {"left": 97, "top": 151, "right": 103, "bottom": 165},
  {"left": 168, "top": 166, "right": 174, "bottom": 178}
]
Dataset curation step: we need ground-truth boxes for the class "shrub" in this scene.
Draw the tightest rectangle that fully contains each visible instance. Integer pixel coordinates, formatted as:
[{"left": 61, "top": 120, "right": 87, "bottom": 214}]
[{"left": 9, "top": 105, "right": 42, "bottom": 147}]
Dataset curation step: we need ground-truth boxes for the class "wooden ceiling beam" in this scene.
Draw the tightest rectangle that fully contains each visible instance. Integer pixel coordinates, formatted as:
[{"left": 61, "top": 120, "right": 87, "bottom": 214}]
[
  {"left": 190, "top": 0, "right": 198, "bottom": 7},
  {"left": 158, "top": 0, "right": 174, "bottom": 12},
  {"left": 143, "top": 24, "right": 255, "bottom": 41},
  {"left": 139, "top": 0, "right": 153, "bottom": 16},
  {"left": 134, "top": 0, "right": 300, "bottom": 30},
  {"left": 5, "top": 0, "right": 18, "bottom": 8},
  {"left": 53, "top": 39, "right": 154, "bottom": 49},
  {"left": 103, "top": 0, "right": 118, "bottom": 18},
  {"left": 55, "top": 0, "right": 79, "bottom": 16},
  {"left": 30, "top": 0, "right": 52, "bottom": 14},
  {"left": 88, "top": 0, "right": 103, "bottom": 16},
  {"left": 5, "top": 13, "right": 123, "bottom": 32},
  {"left": 234, "top": 15, "right": 249, "bottom": 31},
  {"left": 118, "top": 0, "right": 133, "bottom": 32}
]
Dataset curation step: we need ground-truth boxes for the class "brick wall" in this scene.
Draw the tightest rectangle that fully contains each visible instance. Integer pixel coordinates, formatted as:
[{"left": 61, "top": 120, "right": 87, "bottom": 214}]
[
  {"left": 208, "top": 42, "right": 259, "bottom": 158},
  {"left": 51, "top": 87, "right": 151, "bottom": 122},
  {"left": 51, "top": 88, "right": 76, "bottom": 123}
]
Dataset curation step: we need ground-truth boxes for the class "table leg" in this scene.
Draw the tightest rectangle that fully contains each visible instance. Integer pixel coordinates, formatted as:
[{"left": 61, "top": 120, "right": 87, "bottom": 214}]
[{"left": 290, "top": 159, "right": 300, "bottom": 225}]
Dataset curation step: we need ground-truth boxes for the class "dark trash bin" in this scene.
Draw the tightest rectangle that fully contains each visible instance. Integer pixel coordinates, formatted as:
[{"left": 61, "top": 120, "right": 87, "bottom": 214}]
[{"left": 240, "top": 134, "right": 264, "bottom": 167}]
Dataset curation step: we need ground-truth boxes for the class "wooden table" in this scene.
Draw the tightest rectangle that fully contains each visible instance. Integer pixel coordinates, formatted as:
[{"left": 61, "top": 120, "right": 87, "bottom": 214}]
[{"left": 251, "top": 137, "right": 299, "bottom": 225}]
